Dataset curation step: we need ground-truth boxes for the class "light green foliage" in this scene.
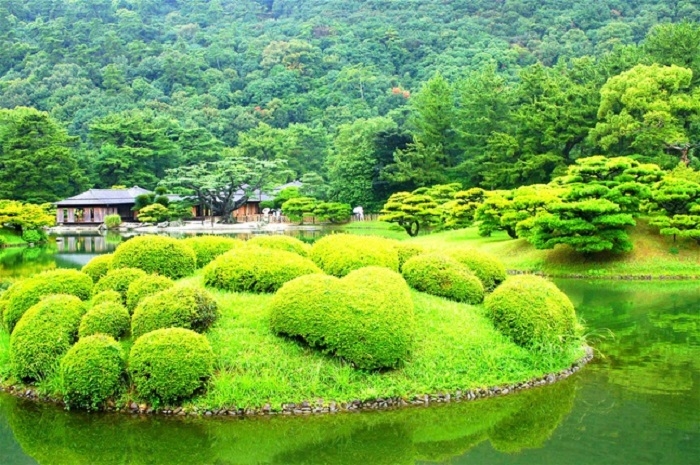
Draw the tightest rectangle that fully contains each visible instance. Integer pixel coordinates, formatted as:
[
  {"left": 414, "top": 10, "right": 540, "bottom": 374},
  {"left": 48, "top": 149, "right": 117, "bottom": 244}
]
[
  {"left": 81, "top": 254, "right": 114, "bottom": 283},
  {"left": 313, "top": 202, "right": 352, "bottom": 223},
  {"left": 444, "top": 248, "right": 507, "bottom": 292},
  {"left": 104, "top": 214, "right": 122, "bottom": 229},
  {"left": 475, "top": 191, "right": 514, "bottom": 238},
  {"left": 271, "top": 186, "right": 301, "bottom": 209},
  {"left": 129, "top": 328, "right": 215, "bottom": 403},
  {"left": 644, "top": 21, "right": 700, "bottom": 85},
  {"left": 270, "top": 267, "right": 415, "bottom": 370},
  {"left": 484, "top": 276, "right": 580, "bottom": 351},
  {"left": 393, "top": 242, "right": 425, "bottom": 271},
  {"left": 60, "top": 334, "right": 125, "bottom": 410},
  {"left": 203, "top": 246, "right": 321, "bottom": 293},
  {"left": 281, "top": 197, "right": 317, "bottom": 224},
  {"left": 10, "top": 295, "right": 85, "bottom": 381},
  {"left": 380, "top": 190, "right": 440, "bottom": 236},
  {"left": 131, "top": 285, "right": 219, "bottom": 339},
  {"left": 79, "top": 302, "right": 131, "bottom": 339},
  {"left": 90, "top": 290, "right": 122, "bottom": 307},
  {"left": 443, "top": 188, "right": 486, "bottom": 230},
  {"left": 126, "top": 274, "right": 175, "bottom": 312},
  {"left": 646, "top": 177, "right": 700, "bottom": 242},
  {"left": 181, "top": 236, "right": 243, "bottom": 268},
  {"left": 137, "top": 204, "right": 169, "bottom": 223},
  {"left": 0, "top": 200, "right": 55, "bottom": 232},
  {"left": 93, "top": 268, "right": 147, "bottom": 304},
  {"left": 3, "top": 269, "right": 93, "bottom": 333},
  {"left": 402, "top": 254, "right": 484, "bottom": 304},
  {"left": 247, "top": 235, "right": 311, "bottom": 257},
  {"left": 310, "top": 234, "right": 399, "bottom": 277},
  {"left": 111, "top": 236, "right": 196, "bottom": 279}
]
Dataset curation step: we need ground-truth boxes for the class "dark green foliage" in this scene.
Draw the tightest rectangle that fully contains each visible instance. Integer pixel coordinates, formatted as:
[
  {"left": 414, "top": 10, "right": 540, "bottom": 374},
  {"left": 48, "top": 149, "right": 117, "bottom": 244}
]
[
  {"left": 484, "top": 276, "right": 580, "bottom": 351},
  {"left": 60, "top": 334, "right": 125, "bottom": 411},
  {"left": 310, "top": 234, "right": 399, "bottom": 277},
  {"left": 126, "top": 275, "right": 175, "bottom": 312},
  {"left": 181, "top": 236, "right": 244, "bottom": 267},
  {"left": 10, "top": 295, "right": 85, "bottom": 381},
  {"left": 444, "top": 248, "right": 507, "bottom": 292},
  {"left": 90, "top": 290, "right": 123, "bottom": 307},
  {"left": 3, "top": 269, "right": 93, "bottom": 333},
  {"left": 402, "top": 254, "right": 484, "bottom": 304},
  {"left": 131, "top": 285, "right": 219, "bottom": 339},
  {"left": 393, "top": 242, "right": 425, "bottom": 271},
  {"left": 129, "top": 328, "right": 215, "bottom": 403},
  {"left": 21, "top": 229, "right": 44, "bottom": 244},
  {"left": 313, "top": 202, "right": 352, "bottom": 223},
  {"left": 247, "top": 235, "right": 311, "bottom": 257},
  {"left": 81, "top": 254, "right": 114, "bottom": 283},
  {"left": 203, "top": 247, "right": 321, "bottom": 293},
  {"left": 281, "top": 197, "right": 317, "bottom": 224},
  {"left": 111, "top": 236, "right": 196, "bottom": 279},
  {"left": 78, "top": 302, "right": 131, "bottom": 339},
  {"left": 93, "top": 268, "right": 148, "bottom": 304},
  {"left": 270, "top": 267, "right": 415, "bottom": 370}
]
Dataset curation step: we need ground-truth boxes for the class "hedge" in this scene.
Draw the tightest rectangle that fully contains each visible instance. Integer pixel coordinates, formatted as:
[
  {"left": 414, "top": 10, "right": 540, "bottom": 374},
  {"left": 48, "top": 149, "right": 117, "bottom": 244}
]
[
  {"left": 90, "top": 290, "right": 123, "bottom": 307},
  {"left": 270, "top": 266, "right": 415, "bottom": 370},
  {"left": 126, "top": 274, "right": 175, "bottom": 312},
  {"left": 181, "top": 236, "right": 243, "bottom": 267},
  {"left": 60, "top": 334, "right": 125, "bottom": 410},
  {"left": 10, "top": 295, "right": 86, "bottom": 381},
  {"left": 484, "top": 275, "right": 581, "bottom": 351},
  {"left": 81, "top": 254, "right": 114, "bottom": 283},
  {"left": 111, "top": 236, "right": 196, "bottom": 279},
  {"left": 402, "top": 253, "right": 484, "bottom": 304},
  {"left": 78, "top": 302, "right": 131, "bottom": 339},
  {"left": 247, "top": 235, "right": 311, "bottom": 257},
  {"left": 3, "top": 269, "right": 93, "bottom": 333},
  {"left": 93, "top": 268, "right": 147, "bottom": 304},
  {"left": 393, "top": 242, "right": 425, "bottom": 271},
  {"left": 203, "top": 246, "right": 321, "bottom": 293},
  {"left": 309, "top": 234, "right": 399, "bottom": 277},
  {"left": 445, "top": 248, "right": 507, "bottom": 292},
  {"left": 129, "top": 328, "right": 215, "bottom": 403}
]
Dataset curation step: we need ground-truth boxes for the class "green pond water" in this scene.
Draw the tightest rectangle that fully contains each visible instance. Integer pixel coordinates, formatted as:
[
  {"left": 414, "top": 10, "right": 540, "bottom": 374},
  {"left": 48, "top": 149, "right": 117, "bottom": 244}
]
[{"left": 0, "top": 235, "right": 699, "bottom": 464}]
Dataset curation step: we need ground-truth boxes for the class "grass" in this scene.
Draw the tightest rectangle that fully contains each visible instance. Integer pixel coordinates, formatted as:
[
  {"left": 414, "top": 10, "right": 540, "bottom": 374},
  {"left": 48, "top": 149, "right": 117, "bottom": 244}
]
[
  {"left": 336, "top": 221, "right": 411, "bottom": 240},
  {"left": 0, "top": 228, "right": 26, "bottom": 246}
]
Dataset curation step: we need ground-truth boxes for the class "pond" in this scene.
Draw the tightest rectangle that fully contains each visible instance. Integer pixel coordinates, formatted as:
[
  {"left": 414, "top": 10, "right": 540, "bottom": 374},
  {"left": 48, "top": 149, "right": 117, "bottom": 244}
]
[{"left": 0, "top": 237, "right": 698, "bottom": 464}]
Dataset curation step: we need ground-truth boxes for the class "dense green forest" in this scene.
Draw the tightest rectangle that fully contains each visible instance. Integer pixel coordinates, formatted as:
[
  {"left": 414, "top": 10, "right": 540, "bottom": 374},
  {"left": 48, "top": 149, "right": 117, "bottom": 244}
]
[{"left": 0, "top": 0, "right": 699, "bottom": 209}]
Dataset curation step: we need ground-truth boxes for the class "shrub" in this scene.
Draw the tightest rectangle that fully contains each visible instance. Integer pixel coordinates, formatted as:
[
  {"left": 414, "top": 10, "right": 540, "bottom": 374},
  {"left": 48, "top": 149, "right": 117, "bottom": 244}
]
[
  {"left": 129, "top": 328, "right": 215, "bottom": 403},
  {"left": 104, "top": 214, "right": 122, "bottom": 229},
  {"left": 203, "top": 246, "right": 321, "bottom": 293},
  {"left": 309, "top": 234, "right": 399, "bottom": 277},
  {"left": 484, "top": 275, "right": 580, "bottom": 351},
  {"left": 181, "top": 235, "right": 243, "bottom": 267},
  {"left": 81, "top": 254, "right": 114, "bottom": 283},
  {"left": 10, "top": 295, "right": 85, "bottom": 381},
  {"left": 131, "top": 285, "right": 219, "bottom": 339},
  {"left": 93, "top": 268, "right": 147, "bottom": 304},
  {"left": 247, "top": 235, "right": 311, "bottom": 257},
  {"left": 402, "top": 254, "right": 484, "bottom": 304},
  {"left": 79, "top": 302, "right": 131, "bottom": 339},
  {"left": 3, "top": 269, "right": 93, "bottom": 333},
  {"left": 60, "top": 334, "right": 125, "bottom": 410},
  {"left": 21, "top": 229, "right": 45, "bottom": 243},
  {"left": 445, "top": 248, "right": 507, "bottom": 292},
  {"left": 90, "top": 290, "right": 123, "bottom": 307},
  {"left": 393, "top": 242, "right": 425, "bottom": 271},
  {"left": 126, "top": 274, "right": 175, "bottom": 312},
  {"left": 270, "top": 266, "right": 415, "bottom": 370},
  {"left": 111, "top": 236, "right": 196, "bottom": 279}
]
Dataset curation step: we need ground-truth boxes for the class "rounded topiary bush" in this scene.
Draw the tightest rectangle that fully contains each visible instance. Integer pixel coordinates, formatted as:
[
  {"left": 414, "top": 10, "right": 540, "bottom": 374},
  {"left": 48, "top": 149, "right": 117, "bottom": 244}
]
[
  {"left": 203, "top": 246, "right": 321, "bottom": 293},
  {"left": 60, "top": 334, "right": 125, "bottom": 410},
  {"left": 309, "top": 234, "right": 399, "bottom": 277},
  {"left": 111, "top": 236, "right": 196, "bottom": 279},
  {"left": 90, "top": 290, "right": 123, "bottom": 307},
  {"left": 402, "top": 253, "right": 484, "bottom": 304},
  {"left": 3, "top": 269, "right": 93, "bottom": 333},
  {"left": 247, "top": 235, "right": 311, "bottom": 257},
  {"left": 93, "top": 268, "right": 147, "bottom": 304},
  {"left": 129, "top": 327, "right": 215, "bottom": 403},
  {"left": 181, "top": 235, "right": 243, "bottom": 267},
  {"left": 270, "top": 266, "right": 415, "bottom": 370},
  {"left": 484, "top": 275, "right": 580, "bottom": 351},
  {"left": 393, "top": 242, "right": 425, "bottom": 271},
  {"left": 78, "top": 302, "right": 131, "bottom": 339},
  {"left": 81, "top": 254, "right": 114, "bottom": 283},
  {"left": 131, "top": 285, "right": 219, "bottom": 339},
  {"left": 10, "top": 295, "right": 86, "bottom": 381},
  {"left": 126, "top": 274, "right": 175, "bottom": 312},
  {"left": 444, "top": 248, "right": 507, "bottom": 292}
]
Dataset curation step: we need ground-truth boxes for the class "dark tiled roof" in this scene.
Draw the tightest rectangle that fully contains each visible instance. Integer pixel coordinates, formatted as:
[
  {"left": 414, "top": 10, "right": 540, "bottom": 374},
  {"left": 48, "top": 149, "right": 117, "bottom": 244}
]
[{"left": 55, "top": 186, "right": 151, "bottom": 206}]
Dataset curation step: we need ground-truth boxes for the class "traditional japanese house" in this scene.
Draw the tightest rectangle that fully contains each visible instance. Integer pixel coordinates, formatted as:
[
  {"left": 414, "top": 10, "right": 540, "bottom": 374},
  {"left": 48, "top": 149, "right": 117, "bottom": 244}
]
[{"left": 55, "top": 186, "right": 151, "bottom": 224}]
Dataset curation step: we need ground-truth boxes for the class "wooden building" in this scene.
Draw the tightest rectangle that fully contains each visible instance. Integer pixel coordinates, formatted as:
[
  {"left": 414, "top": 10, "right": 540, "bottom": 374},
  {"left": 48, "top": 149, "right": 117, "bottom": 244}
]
[{"left": 55, "top": 186, "right": 151, "bottom": 224}]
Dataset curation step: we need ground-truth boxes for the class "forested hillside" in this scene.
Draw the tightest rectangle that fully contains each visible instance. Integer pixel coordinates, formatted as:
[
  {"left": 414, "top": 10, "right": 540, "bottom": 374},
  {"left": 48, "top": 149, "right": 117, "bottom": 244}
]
[{"left": 0, "top": 0, "right": 699, "bottom": 208}]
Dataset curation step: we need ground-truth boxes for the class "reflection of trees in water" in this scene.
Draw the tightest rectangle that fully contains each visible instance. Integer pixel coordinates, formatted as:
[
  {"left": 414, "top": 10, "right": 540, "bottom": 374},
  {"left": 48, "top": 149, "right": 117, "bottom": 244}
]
[{"left": 0, "top": 246, "right": 58, "bottom": 280}]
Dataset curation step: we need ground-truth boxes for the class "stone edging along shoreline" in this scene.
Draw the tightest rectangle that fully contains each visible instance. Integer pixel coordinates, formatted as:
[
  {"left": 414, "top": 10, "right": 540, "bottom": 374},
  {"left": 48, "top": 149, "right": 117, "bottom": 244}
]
[{"left": 0, "top": 347, "right": 594, "bottom": 418}]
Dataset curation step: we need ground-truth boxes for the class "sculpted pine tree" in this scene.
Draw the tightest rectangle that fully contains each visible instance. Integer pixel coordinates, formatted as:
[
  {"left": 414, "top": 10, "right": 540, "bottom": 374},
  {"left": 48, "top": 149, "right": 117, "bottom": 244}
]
[
  {"left": 379, "top": 190, "right": 439, "bottom": 236},
  {"left": 645, "top": 177, "right": 700, "bottom": 242}
]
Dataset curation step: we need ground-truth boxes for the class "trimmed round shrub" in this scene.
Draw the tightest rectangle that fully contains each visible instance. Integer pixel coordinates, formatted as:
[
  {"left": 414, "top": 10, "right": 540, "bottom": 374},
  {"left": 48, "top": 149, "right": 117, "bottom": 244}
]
[
  {"left": 90, "top": 290, "right": 123, "bottom": 307},
  {"left": 181, "top": 235, "right": 243, "bottom": 267},
  {"left": 131, "top": 285, "right": 219, "bottom": 339},
  {"left": 309, "top": 234, "right": 399, "bottom": 277},
  {"left": 93, "top": 268, "right": 147, "bottom": 304},
  {"left": 393, "top": 242, "right": 425, "bottom": 271},
  {"left": 126, "top": 274, "right": 175, "bottom": 312},
  {"left": 247, "top": 235, "right": 311, "bottom": 257},
  {"left": 270, "top": 266, "right": 415, "bottom": 370},
  {"left": 10, "top": 295, "right": 86, "bottom": 381},
  {"left": 484, "top": 275, "right": 580, "bottom": 351},
  {"left": 79, "top": 302, "right": 131, "bottom": 339},
  {"left": 60, "top": 334, "right": 125, "bottom": 410},
  {"left": 3, "top": 269, "right": 93, "bottom": 333},
  {"left": 81, "top": 254, "right": 113, "bottom": 283},
  {"left": 445, "top": 248, "right": 507, "bottom": 292},
  {"left": 402, "top": 253, "right": 484, "bottom": 304},
  {"left": 129, "top": 328, "right": 215, "bottom": 403},
  {"left": 111, "top": 235, "right": 196, "bottom": 279},
  {"left": 203, "top": 246, "right": 321, "bottom": 293}
]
